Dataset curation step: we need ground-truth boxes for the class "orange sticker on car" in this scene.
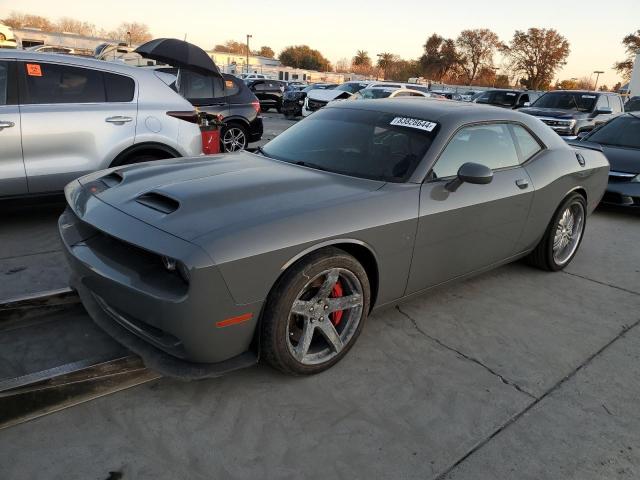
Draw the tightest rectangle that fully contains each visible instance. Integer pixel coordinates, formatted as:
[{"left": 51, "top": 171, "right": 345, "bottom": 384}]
[
  {"left": 225, "top": 80, "right": 234, "bottom": 88},
  {"left": 26, "top": 64, "right": 42, "bottom": 77}
]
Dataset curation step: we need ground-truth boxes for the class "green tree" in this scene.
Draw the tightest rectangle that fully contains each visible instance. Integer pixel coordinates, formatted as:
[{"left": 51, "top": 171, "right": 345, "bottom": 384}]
[
  {"left": 419, "top": 34, "right": 461, "bottom": 82},
  {"left": 279, "top": 45, "right": 332, "bottom": 71},
  {"left": 501, "top": 28, "right": 570, "bottom": 90},
  {"left": 614, "top": 30, "right": 640, "bottom": 80},
  {"left": 456, "top": 29, "right": 502, "bottom": 84}
]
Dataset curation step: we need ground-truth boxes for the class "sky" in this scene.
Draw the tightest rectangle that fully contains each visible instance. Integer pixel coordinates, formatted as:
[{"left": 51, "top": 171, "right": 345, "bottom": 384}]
[{"left": 1, "top": 0, "right": 638, "bottom": 87}]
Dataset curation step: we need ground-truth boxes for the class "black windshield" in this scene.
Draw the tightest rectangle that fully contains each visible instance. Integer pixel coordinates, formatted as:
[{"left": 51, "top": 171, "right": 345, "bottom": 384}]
[
  {"left": 532, "top": 92, "right": 596, "bottom": 112},
  {"left": 261, "top": 107, "right": 437, "bottom": 182},
  {"left": 586, "top": 115, "right": 640, "bottom": 149}
]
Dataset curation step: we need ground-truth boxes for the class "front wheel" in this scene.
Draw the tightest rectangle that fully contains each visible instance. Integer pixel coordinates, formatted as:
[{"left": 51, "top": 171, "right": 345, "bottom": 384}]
[
  {"left": 261, "top": 248, "right": 370, "bottom": 375},
  {"left": 527, "top": 193, "right": 587, "bottom": 271}
]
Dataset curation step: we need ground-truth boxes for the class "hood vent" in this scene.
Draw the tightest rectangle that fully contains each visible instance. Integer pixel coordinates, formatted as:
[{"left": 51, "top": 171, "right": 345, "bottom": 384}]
[
  {"left": 136, "top": 192, "right": 180, "bottom": 214},
  {"left": 101, "top": 171, "right": 124, "bottom": 188}
]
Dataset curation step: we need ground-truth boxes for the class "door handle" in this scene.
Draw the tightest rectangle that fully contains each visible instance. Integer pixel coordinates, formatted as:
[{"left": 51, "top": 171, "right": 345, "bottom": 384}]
[
  {"left": 516, "top": 179, "right": 529, "bottom": 189},
  {"left": 105, "top": 116, "right": 133, "bottom": 124},
  {"left": 0, "top": 121, "right": 15, "bottom": 129}
]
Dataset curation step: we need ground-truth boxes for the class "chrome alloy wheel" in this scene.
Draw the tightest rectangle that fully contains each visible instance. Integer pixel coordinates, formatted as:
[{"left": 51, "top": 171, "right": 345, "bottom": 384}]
[
  {"left": 286, "top": 268, "right": 364, "bottom": 365},
  {"left": 222, "top": 127, "right": 247, "bottom": 152},
  {"left": 553, "top": 202, "right": 585, "bottom": 265}
]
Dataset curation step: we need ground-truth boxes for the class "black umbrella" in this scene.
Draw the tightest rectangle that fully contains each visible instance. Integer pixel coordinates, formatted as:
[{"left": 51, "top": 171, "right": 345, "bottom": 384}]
[{"left": 135, "top": 38, "right": 221, "bottom": 77}]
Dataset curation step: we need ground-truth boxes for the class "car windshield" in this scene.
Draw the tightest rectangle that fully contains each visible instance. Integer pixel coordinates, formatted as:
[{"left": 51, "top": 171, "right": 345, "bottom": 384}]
[
  {"left": 532, "top": 92, "right": 596, "bottom": 112},
  {"left": 476, "top": 91, "right": 519, "bottom": 107},
  {"left": 335, "top": 83, "right": 368, "bottom": 93},
  {"left": 354, "top": 89, "right": 394, "bottom": 100},
  {"left": 261, "top": 107, "right": 437, "bottom": 182},
  {"left": 586, "top": 115, "right": 640, "bottom": 149}
]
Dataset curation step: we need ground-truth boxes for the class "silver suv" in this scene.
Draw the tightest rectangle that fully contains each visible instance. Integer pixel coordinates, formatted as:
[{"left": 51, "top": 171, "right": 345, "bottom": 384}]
[{"left": 0, "top": 51, "right": 202, "bottom": 197}]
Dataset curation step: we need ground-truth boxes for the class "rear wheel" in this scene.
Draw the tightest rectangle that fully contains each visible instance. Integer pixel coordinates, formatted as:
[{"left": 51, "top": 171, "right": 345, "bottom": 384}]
[
  {"left": 221, "top": 124, "right": 248, "bottom": 152},
  {"left": 261, "top": 248, "right": 370, "bottom": 375},
  {"left": 528, "top": 193, "right": 587, "bottom": 271}
]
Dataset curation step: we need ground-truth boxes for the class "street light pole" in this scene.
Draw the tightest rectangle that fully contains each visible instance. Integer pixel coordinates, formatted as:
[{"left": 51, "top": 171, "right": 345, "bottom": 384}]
[
  {"left": 593, "top": 70, "right": 604, "bottom": 91},
  {"left": 246, "top": 34, "right": 252, "bottom": 74}
]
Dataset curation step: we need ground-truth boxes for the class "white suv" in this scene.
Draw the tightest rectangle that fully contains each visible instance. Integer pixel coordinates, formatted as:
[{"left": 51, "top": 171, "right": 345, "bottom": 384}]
[{"left": 0, "top": 51, "right": 202, "bottom": 198}]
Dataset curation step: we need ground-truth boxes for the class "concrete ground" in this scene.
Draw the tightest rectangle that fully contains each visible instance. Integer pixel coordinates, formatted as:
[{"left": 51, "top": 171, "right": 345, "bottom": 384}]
[{"left": 0, "top": 115, "right": 639, "bottom": 480}]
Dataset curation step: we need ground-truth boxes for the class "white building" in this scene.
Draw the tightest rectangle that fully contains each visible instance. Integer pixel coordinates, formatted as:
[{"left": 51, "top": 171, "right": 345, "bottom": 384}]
[{"left": 629, "top": 52, "right": 640, "bottom": 97}]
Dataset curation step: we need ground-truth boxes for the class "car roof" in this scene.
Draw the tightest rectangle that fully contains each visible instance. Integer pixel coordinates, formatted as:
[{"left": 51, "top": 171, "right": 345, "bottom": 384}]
[
  {"left": 0, "top": 50, "right": 147, "bottom": 76},
  {"left": 328, "top": 97, "right": 532, "bottom": 123}
]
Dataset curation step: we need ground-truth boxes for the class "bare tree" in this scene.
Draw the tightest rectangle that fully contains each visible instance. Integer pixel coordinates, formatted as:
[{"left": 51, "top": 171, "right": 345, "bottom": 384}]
[
  {"left": 501, "top": 28, "right": 570, "bottom": 90},
  {"left": 2, "top": 11, "right": 55, "bottom": 30},
  {"left": 456, "top": 29, "right": 501, "bottom": 84},
  {"left": 335, "top": 57, "right": 351, "bottom": 73},
  {"left": 108, "top": 22, "right": 152, "bottom": 45},
  {"left": 57, "top": 17, "right": 96, "bottom": 36}
]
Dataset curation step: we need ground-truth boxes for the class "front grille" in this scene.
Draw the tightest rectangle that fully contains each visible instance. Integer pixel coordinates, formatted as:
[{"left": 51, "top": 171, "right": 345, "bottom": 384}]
[{"left": 307, "top": 98, "right": 328, "bottom": 111}]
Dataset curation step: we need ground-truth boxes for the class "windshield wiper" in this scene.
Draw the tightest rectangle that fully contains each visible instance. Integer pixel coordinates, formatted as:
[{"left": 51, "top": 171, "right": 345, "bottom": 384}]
[
  {"left": 255, "top": 146, "right": 270, "bottom": 158},
  {"left": 295, "top": 161, "right": 330, "bottom": 172}
]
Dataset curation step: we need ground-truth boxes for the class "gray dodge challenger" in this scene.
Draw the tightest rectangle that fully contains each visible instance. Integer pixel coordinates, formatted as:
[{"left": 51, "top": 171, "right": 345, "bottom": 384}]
[{"left": 59, "top": 99, "right": 609, "bottom": 377}]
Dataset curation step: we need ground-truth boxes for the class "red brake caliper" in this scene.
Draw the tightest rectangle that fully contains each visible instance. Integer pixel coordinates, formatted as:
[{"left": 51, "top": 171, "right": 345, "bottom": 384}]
[{"left": 330, "top": 281, "right": 344, "bottom": 327}]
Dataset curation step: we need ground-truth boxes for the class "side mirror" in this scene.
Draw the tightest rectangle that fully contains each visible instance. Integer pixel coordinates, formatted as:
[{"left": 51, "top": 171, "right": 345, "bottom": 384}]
[
  {"left": 445, "top": 162, "right": 494, "bottom": 192},
  {"left": 595, "top": 107, "right": 613, "bottom": 115}
]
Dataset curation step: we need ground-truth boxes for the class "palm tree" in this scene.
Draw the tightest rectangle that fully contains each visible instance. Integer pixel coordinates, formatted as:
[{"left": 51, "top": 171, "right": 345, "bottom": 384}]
[
  {"left": 353, "top": 50, "right": 371, "bottom": 67},
  {"left": 376, "top": 52, "right": 396, "bottom": 80}
]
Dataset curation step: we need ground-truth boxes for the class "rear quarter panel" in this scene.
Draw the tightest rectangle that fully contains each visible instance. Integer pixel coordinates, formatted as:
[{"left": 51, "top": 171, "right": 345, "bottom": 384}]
[{"left": 518, "top": 147, "right": 609, "bottom": 252}]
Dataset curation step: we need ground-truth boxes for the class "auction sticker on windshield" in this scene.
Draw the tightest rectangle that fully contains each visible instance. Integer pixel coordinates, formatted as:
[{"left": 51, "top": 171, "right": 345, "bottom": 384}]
[{"left": 390, "top": 117, "right": 437, "bottom": 132}]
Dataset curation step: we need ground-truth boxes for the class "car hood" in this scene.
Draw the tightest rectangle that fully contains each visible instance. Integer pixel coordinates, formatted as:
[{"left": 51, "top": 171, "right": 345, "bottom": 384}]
[
  {"left": 519, "top": 107, "right": 589, "bottom": 120},
  {"left": 600, "top": 145, "right": 640, "bottom": 173},
  {"left": 307, "top": 89, "right": 351, "bottom": 102},
  {"left": 82, "top": 153, "right": 384, "bottom": 242}
]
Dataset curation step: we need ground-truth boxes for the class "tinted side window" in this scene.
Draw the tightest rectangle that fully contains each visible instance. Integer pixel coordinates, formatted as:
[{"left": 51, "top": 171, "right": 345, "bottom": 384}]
[
  {"left": 179, "top": 70, "right": 223, "bottom": 101},
  {"left": 0, "top": 61, "right": 8, "bottom": 105},
  {"left": 23, "top": 63, "right": 105, "bottom": 104},
  {"left": 433, "top": 124, "right": 520, "bottom": 178},
  {"left": 511, "top": 125, "right": 541, "bottom": 161},
  {"left": 104, "top": 72, "right": 135, "bottom": 102}
]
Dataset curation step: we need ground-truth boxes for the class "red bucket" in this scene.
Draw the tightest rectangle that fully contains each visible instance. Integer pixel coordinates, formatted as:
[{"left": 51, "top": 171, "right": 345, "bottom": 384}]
[{"left": 201, "top": 126, "right": 220, "bottom": 155}]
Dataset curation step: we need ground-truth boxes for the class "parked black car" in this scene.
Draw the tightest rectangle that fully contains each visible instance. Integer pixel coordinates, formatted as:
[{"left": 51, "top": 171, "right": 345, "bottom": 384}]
[
  {"left": 158, "top": 68, "right": 263, "bottom": 152},
  {"left": 625, "top": 96, "right": 640, "bottom": 112},
  {"left": 573, "top": 113, "right": 640, "bottom": 208},
  {"left": 246, "top": 79, "right": 288, "bottom": 112},
  {"left": 519, "top": 90, "right": 624, "bottom": 139},
  {"left": 473, "top": 89, "right": 543, "bottom": 109},
  {"left": 282, "top": 83, "right": 337, "bottom": 118}
]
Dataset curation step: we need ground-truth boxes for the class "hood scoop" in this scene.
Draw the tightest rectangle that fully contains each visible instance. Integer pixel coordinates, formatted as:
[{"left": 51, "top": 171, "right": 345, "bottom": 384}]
[{"left": 136, "top": 192, "right": 180, "bottom": 214}]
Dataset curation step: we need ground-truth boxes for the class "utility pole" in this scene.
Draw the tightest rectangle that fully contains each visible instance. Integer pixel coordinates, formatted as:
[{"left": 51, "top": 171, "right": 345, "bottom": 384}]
[
  {"left": 593, "top": 70, "right": 604, "bottom": 91},
  {"left": 246, "top": 34, "right": 252, "bottom": 74}
]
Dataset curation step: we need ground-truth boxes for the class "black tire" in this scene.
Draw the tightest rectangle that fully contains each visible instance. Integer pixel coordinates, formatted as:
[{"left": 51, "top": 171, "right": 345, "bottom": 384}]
[
  {"left": 261, "top": 247, "right": 370, "bottom": 375},
  {"left": 220, "top": 123, "right": 249, "bottom": 152},
  {"left": 527, "top": 192, "right": 587, "bottom": 271},
  {"left": 261, "top": 104, "right": 270, "bottom": 113}
]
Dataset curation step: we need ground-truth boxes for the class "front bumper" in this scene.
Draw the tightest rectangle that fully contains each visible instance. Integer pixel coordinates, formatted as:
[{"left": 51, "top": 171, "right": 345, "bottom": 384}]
[
  {"left": 59, "top": 181, "right": 263, "bottom": 368},
  {"left": 601, "top": 180, "right": 640, "bottom": 207}
]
